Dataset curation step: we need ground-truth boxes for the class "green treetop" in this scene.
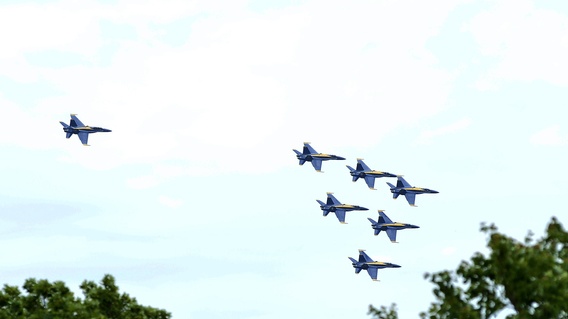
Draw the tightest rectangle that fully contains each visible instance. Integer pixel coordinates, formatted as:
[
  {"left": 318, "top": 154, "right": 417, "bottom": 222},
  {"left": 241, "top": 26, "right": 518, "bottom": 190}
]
[
  {"left": 0, "top": 274, "right": 170, "bottom": 319},
  {"left": 369, "top": 217, "right": 568, "bottom": 319}
]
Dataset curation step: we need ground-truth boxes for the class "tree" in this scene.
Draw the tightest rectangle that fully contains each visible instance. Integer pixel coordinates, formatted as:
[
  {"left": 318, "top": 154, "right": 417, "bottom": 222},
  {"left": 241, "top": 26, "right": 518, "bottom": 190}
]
[
  {"left": 369, "top": 217, "right": 568, "bottom": 319},
  {"left": 0, "top": 274, "right": 171, "bottom": 319}
]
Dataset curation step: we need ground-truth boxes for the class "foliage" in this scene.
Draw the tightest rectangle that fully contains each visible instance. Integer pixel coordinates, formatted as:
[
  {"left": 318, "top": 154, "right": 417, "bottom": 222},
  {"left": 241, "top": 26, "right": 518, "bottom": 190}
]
[
  {"left": 0, "top": 274, "right": 170, "bottom": 319},
  {"left": 369, "top": 217, "right": 568, "bottom": 319}
]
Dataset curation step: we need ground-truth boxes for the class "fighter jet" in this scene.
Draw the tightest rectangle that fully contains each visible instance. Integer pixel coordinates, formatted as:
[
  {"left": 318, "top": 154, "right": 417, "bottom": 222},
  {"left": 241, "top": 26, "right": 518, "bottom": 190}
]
[
  {"left": 293, "top": 142, "right": 345, "bottom": 172},
  {"left": 348, "top": 249, "right": 401, "bottom": 281},
  {"left": 316, "top": 192, "right": 368, "bottom": 224},
  {"left": 386, "top": 176, "right": 438, "bottom": 207},
  {"left": 346, "top": 158, "right": 397, "bottom": 190},
  {"left": 368, "top": 210, "right": 419, "bottom": 243},
  {"left": 59, "top": 114, "right": 111, "bottom": 146}
]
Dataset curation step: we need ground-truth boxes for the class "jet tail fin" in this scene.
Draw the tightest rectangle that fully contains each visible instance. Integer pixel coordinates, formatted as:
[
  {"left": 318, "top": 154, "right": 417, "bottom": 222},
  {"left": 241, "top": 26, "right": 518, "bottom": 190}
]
[
  {"left": 316, "top": 200, "right": 325, "bottom": 206},
  {"left": 59, "top": 121, "right": 69, "bottom": 128},
  {"left": 386, "top": 182, "right": 396, "bottom": 189},
  {"left": 293, "top": 149, "right": 302, "bottom": 156},
  {"left": 348, "top": 257, "right": 357, "bottom": 263},
  {"left": 346, "top": 165, "right": 355, "bottom": 172},
  {"left": 367, "top": 218, "right": 377, "bottom": 225}
]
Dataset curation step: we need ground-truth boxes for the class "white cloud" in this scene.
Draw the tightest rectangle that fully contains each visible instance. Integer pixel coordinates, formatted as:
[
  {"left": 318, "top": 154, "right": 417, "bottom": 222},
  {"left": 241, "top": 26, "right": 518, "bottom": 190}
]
[
  {"left": 158, "top": 195, "right": 183, "bottom": 208},
  {"left": 467, "top": 0, "right": 568, "bottom": 87},
  {"left": 416, "top": 118, "right": 471, "bottom": 144},
  {"left": 0, "top": 0, "right": 462, "bottom": 175},
  {"left": 530, "top": 125, "right": 566, "bottom": 146},
  {"left": 441, "top": 246, "right": 456, "bottom": 256}
]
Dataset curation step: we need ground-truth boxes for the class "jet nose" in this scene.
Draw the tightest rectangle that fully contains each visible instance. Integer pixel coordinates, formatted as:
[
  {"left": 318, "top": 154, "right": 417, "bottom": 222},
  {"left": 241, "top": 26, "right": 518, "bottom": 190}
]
[
  {"left": 391, "top": 264, "right": 401, "bottom": 268},
  {"left": 360, "top": 207, "right": 369, "bottom": 211},
  {"left": 431, "top": 190, "right": 439, "bottom": 193}
]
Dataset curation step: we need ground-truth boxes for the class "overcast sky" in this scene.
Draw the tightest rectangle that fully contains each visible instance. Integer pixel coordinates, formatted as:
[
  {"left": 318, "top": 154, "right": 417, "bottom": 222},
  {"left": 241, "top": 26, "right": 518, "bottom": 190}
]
[{"left": 1, "top": 0, "right": 567, "bottom": 318}]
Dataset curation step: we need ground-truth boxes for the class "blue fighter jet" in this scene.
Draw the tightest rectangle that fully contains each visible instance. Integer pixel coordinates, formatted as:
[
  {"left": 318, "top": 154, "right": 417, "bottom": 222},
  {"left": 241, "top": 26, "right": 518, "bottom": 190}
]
[
  {"left": 293, "top": 142, "right": 345, "bottom": 172},
  {"left": 348, "top": 249, "right": 401, "bottom": 281},
  {"left": 368, "top": 210, "right": 419, "bottom": 243},
  {"left": 346, "top": 158, "right": 397, "bottom": 190},
  {"left": 386, "top": 176, "right": 438, "bottom": 207},
  {"left": 59, "top": 114, "right": 111, "bottom": 146},
  {"left": 316, "top": 192, "right": 368, "bottom": 224}
]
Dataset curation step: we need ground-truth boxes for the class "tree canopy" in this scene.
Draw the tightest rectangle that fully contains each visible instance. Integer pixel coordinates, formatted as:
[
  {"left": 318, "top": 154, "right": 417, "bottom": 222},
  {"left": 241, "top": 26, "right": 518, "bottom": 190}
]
[
  {"left": 369, "top": 217, "right": 568, "bottom": 319},
  {"left": 0, "top": 274, "right": 170, "bottom": 319}
]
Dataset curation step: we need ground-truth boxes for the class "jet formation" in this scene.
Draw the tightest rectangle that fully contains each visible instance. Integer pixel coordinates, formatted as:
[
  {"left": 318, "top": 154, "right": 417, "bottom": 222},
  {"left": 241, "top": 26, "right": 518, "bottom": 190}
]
[
  {"left": 294, "top": 142, "right": 438, "bottom": 281},
  {"left": 59, "top": 114, "right": 111, "bottom": 146}
]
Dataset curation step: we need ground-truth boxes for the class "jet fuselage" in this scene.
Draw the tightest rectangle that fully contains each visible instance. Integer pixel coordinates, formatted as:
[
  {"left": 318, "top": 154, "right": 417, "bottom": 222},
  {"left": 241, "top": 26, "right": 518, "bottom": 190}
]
[
  {"left": 320, "top": 204, "right": 368, "bottom": 212},
  {"left": 373, "top": 223, "right": 419, "bottom": 231},
  {"left": 391, "top": 187, "right": 439, "bottom": 195},
  {"left": 63, "top": 126, "right": 112, "bottom": 134},
  {"left": 351, "top": 261, "right": 401, "bottom": 270}
]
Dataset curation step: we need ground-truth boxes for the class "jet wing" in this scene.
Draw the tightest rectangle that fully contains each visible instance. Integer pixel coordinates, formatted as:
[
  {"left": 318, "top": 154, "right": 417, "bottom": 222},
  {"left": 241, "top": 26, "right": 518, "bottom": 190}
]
[
  {"left": 78, "top": 132, "right": 89, "bottom": 145},
  {"left": 378, "top": 211, "right": 393, "bottom": 223},
  {"left": 326, "top": 193, "right": 341, "bottom": 205},
  {"left": 386, "top": 229, "right": 397, "bottom": 242},
  {"left": 303, "top": 143, "right": 317, "bottom": 154},
  {"left": 70, "top": 114, "right": 85, "bottom": 127},
  {"left": 359, "top": 250, "right": 374, "bottom": 263},
  {"left": 357, "top": 159, "right": 372, "bottom": 171},
  {"left": 366, "top": 267, "right": 379, "bottom": 281},
  {"left": 397, "top": 176, "right": 411, "bottom": 188},
  {"left": 364, "top": 176, "right": 376, "bottom": 189},
  {"left": 311, "top": 159, "right": 322, "bottom": 172},
  {"left": 404, "top": 193, "right": 416, "bottom": 206},
  {"left": 334, "top": 210, "right": 346, "bottom": 223}
]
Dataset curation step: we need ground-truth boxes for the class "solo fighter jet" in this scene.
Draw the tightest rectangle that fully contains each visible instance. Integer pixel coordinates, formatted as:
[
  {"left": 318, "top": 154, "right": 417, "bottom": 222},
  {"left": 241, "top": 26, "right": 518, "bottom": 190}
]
[
  {"left": 386, "top": 176, "right": 438, "bottom": 207},
  {"left": 59, "top": 114, "right": 111, "bottom": 146},
  {"left": 348, "top": 249, "right": 401, "bottom": 281},
  {"left": 367, "top": 210, "right": 419, "bottom": 243},
  {"left": 316, "top": 192, "right": 368, "bottom": 224},
  {"left": 346, "top": 158, "right": 397, "bottom": 189},
  {"left": 293, "top": 142, "right": 345, "bottom": 172}
]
